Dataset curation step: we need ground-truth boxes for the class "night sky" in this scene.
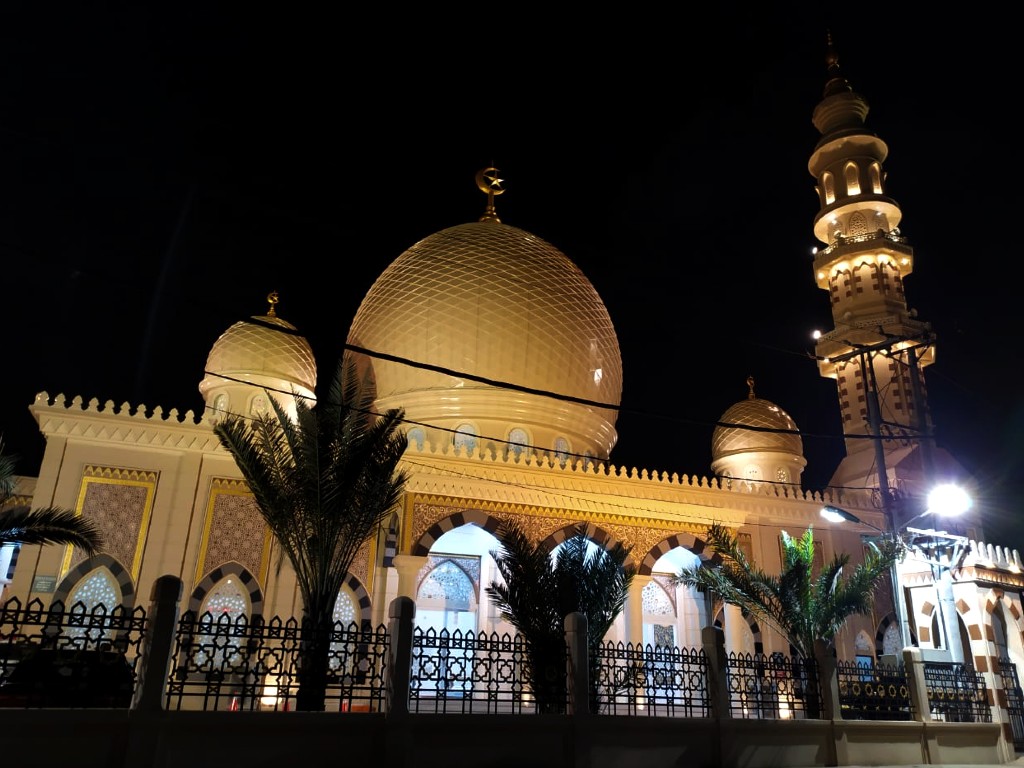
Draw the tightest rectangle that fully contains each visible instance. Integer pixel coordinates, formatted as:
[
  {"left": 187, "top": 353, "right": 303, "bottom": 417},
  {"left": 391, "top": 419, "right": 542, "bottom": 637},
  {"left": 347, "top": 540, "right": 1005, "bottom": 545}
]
[{"left": 2, "top": 10, "right": 1019, "bottom": 547}]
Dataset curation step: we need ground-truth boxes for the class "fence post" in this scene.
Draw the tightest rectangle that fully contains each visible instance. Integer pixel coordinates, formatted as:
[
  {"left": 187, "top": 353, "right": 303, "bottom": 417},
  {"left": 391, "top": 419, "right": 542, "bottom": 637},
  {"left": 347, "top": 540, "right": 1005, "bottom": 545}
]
[
  {"left": 701, "top": 625, "right": 730, "bottom": 720},
  {"left": 386, "top": 596, "right": 415, "bottom": 718},
  {"left": 903, "top": 646, "right": 934, "bottom": 722},
  {"left": 565, "top": 611, "right": 590, "bottom": 716},
  {"left": 130, "top": 574, "right": 183, "bottom": 711},
  {"left": 814, "top": 639, "right": 842, "bottom": 721}
]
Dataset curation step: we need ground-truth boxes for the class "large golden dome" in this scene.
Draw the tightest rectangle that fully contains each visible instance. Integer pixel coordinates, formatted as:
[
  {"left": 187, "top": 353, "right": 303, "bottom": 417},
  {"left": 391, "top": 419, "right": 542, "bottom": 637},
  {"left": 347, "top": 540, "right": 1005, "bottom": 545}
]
[{"left": 346, "top": 217, "right": 622, "bottom": 460}]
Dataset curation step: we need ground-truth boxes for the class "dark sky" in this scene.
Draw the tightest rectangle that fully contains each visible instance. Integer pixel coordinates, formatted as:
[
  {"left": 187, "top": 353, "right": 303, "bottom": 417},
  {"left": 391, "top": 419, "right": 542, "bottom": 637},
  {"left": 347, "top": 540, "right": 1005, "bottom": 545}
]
[{"left": 2, "top": 10, "right": 1020, "bottom": 547}]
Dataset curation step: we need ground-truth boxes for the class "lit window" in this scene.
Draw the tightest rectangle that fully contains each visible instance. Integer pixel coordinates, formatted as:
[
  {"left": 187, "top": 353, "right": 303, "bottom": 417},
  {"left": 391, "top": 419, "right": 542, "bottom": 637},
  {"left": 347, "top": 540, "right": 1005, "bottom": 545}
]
[
  {"left": 507, "top": 428, "right": 529, "bottom": 460},
  {"left": 453, "top": 424, "right": 478, "bottom": 455},
  {"left": 776, "top": 467, "right": 790, "bottom": 483},
  {"left": 870, "top": 163, "right": 882, "bottom": 194},
  {"left": 250, "top": 394, "right": 268, "bottom": 416},
  {"left": 407, "top": 427, "right": 425, "bottom": 450},
  {"left": 66, "top": 568, "right": 120, "bottom": 643},
  {"left": 822, "top": 172, "right": 835, "bottom": 205},
  {"left": 195, "top": 577, "right": 250, "bottom": 670},
  {"left": 554, "top": 437, "right": 570, "bottom": 467},
  {"left": 844, "top": 162, "right": 861, "bottom": 195}
]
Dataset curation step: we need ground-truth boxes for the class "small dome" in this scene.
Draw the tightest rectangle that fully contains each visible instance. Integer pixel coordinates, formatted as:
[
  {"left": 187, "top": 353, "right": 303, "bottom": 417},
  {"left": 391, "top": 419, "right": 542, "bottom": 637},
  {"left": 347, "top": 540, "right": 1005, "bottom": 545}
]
[
  {"left": 346, "top": 189, "right": 622, "bottom": 459},
  {"left": 200, "top": 292, "right": 316, "bottom": 419},
  {"left": 711, "top": 377, "right": 805, "bottom": 485}
]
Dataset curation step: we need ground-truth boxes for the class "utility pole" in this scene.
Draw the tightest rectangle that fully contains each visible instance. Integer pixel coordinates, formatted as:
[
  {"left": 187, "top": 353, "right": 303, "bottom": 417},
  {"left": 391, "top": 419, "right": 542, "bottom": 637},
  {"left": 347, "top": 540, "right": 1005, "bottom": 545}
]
[{"left": 829, "top": 330, "right": 933, "bottom": 651}]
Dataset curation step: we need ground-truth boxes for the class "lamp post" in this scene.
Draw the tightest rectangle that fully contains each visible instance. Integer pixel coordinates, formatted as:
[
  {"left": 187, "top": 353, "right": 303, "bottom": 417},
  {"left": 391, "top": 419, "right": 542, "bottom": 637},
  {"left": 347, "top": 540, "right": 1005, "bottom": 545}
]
[{"left": 821, "top": 482, "right": 972, "bottom": 662}]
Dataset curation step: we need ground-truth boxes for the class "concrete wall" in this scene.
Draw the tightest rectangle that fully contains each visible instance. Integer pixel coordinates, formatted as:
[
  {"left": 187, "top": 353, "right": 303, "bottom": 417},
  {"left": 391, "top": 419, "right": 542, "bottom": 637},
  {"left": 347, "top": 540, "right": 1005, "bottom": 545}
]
[{"left": 0, "top": 710, "right": 1004, "bottom": 768}]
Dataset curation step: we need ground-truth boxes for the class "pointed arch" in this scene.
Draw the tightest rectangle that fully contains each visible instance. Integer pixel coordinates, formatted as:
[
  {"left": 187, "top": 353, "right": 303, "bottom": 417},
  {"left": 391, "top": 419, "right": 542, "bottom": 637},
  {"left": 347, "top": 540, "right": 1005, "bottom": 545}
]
[
  {"left": 639, "top": 532, "right": 721, "bottom": 576},
  {"left": 844, "top": 161, "right": 861, "bottom": 195},
  {"left": 337, "top": 573, "right": 373, "bottom": 630},
  {"left": 53, "top": 553, "right": 135, "bottom": 609},
  {"left": 189, "top": 561, "right": 264, "bottom": 619},
  {"left": 539, "top": 522, "right": 618, "bottom": 553},
  {"left": 822, "top": 172, "right": 836, "bottom": 204},
  {"left": 411, "top": 509, "right": 501, "bottom": 556}
]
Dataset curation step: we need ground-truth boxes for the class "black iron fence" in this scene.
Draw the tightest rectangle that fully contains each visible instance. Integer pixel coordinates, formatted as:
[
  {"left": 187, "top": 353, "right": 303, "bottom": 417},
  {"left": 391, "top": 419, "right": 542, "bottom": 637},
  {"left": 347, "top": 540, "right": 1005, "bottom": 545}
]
[
  {"left": 166, "top": 610, "right": 390, "bottom": 712},
  {"left": 725, "top": 651, "right": 821, "bottom": 720},
  {"left": 837, "top": 658, "right": 913, "bottom": 720},
  {"left": 923, "top": 660, "right": 992, "bottom": 723},
  {"left": 593, "top": 641, "right": 709, "bottom": 717},
  {"left": 0, "top": 592, "right": 1001, "bottom": 729},
  {"left": 0, "top": 596, "right": 147, "bottom": 708},
  {"left": 410, "top": 626, "right": 539, "bottom": 714}
]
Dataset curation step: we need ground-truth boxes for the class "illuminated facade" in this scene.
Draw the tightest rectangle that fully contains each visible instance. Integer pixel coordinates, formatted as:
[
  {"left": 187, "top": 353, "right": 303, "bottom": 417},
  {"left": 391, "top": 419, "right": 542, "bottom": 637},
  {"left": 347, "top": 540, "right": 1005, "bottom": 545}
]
[{"left": 4, "top": 40, "right": 1024, "bottom": 753}]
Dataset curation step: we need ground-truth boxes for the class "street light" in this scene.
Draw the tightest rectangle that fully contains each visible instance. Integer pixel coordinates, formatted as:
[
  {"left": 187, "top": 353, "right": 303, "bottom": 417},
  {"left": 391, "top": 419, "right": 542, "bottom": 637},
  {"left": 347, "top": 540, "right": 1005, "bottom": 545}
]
[{"left": 820, "top": 483, "right": 972, "bottom": 663}]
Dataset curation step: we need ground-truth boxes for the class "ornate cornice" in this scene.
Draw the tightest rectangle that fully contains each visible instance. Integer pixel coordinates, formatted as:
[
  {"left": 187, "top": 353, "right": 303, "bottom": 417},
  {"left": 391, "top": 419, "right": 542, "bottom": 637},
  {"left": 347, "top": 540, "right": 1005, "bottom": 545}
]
[{"left": 30, "top": 391, "right": 223, "bottom": 453}]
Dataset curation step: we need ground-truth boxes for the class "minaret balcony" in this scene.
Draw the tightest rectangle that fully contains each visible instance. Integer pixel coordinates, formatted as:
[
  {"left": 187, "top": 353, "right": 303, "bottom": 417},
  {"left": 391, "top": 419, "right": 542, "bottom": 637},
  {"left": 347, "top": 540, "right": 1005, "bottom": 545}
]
[{"left": 813, "top": 230, "right": 914, "bottom": 288}]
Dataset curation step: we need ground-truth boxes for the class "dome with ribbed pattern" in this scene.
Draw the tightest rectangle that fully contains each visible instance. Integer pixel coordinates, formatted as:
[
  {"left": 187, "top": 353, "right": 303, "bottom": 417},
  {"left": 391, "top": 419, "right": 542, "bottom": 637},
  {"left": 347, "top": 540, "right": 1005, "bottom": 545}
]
[
  {"left": 199, "top": 311, "right": 316, "bottom": 420},
  {"left": 346, "top": 219, "right": 622, "bottom": 459},
  {"left": 710, "top": 379, "right": 805, "bottom": 485}
]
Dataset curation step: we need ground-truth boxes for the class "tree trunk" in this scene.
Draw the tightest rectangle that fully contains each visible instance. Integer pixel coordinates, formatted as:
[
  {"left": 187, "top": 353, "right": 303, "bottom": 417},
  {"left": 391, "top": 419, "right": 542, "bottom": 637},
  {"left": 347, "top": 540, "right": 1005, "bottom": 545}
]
[
  {"left": 295, "top": 616, "right": 331, "bottom": 712},
  {"left": 529, "top": 638, "right": 568, "bottom": 714}
]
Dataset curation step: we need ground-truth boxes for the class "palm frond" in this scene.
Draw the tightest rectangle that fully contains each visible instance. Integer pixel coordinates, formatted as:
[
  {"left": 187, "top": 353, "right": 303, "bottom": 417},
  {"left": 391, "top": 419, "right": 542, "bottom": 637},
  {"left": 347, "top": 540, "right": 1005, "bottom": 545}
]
[
  {"left": 674, "top": 521, "right": 899, "bottom": 658},
  {"left": 0, "top": 506, "right": 103, "bottom": 554}
]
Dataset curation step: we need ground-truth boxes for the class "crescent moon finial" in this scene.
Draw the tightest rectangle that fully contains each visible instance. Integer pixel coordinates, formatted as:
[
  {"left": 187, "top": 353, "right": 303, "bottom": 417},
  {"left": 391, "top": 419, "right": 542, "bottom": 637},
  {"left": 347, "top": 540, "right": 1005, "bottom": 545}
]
[
  {"left": 476, "top": 167, "right": 504, "bottom": 223},
  {"left": 267, "top": 290, "right": 279, "bottom": 317},
  {"left": 747, "top": 375, "right": 756, "bottom": 399}
]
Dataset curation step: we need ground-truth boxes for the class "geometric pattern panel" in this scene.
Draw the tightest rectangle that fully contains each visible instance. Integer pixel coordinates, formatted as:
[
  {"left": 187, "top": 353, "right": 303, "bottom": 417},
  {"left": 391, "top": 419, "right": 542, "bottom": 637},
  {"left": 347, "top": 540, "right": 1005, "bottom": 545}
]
[
  {"left": 197, "top": 480, "right": 269, "bottom": 586},
  {"left": 71, "top": 467, "right": 157, "bottom": 580}
]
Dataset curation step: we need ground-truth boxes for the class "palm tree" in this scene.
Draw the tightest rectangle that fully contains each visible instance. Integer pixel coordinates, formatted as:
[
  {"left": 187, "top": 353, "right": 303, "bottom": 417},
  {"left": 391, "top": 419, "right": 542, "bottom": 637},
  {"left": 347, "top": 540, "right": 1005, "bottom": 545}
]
[
  {"left": 0, "top": 439, "right": 102, "bottom": 555},
  {"left": 212, "top": 358, "right": 409, "bottom": 711},
  {"left": 486, "top": 520, "right": 635, "bottom": 713},
  {"left": 674, "top": 521, "right": 901, "bottom": 717}
]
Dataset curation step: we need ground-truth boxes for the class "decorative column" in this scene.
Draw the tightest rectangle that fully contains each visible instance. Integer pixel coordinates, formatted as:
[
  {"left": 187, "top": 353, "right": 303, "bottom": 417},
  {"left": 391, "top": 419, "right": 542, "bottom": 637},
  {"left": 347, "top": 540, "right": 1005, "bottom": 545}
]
[
  {"left": 724, "top": 603, "right": 747, "bottom": 656},
  {"left": 392, "top": 554, "right": 427, "bottom": 601},
  {"left": 625, "top": 574, "right": 651, "bottom": 647}
]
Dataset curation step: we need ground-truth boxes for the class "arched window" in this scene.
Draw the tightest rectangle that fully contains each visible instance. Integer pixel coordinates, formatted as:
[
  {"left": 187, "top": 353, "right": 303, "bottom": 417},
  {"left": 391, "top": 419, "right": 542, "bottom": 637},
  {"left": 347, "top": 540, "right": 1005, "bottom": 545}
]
[
  {"left": 453, "top": 423, "right": 478, "bottom": 455},
  {"left": 848, "top": 211, "right": 869, "bottom": 236},
  {"left": 250, "top": 394, "right": 268, "bottom": 416},
  {"left": 506, "top": 428, "right": 529, "bottom": 460},
  {"left": 994, "top": 607, "right": 1010, "bottom": 662},
  {"left": 822, "top": 172, "right": 835, "bottom": 205},
  {"left": 195, "top": 576, "right": 251, "bottom": 669},
  {"left": 213, "top": 393, "right": 228, "bottom": 415},
  {"left": 66, "top": 567, "right": 121, "bottom": 643},
  {"left": 554, "top": 437, "right": 571, "bottom": 468},
  {"left": 844, "top": 162, "right": 861, "bottom": 196},
  {"left": 870, "top": 162, "right": 883, "bottom": 194},
  {"left": 407, "top": 427, "right": 425, "bottom": 450}
]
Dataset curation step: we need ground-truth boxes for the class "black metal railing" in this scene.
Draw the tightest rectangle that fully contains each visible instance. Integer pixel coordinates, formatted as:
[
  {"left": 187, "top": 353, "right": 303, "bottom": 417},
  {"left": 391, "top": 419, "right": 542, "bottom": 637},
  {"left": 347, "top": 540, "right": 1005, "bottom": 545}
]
[
  {"left": 837, "top": 659, "right": 912, "bottom": 720},
  {"left": 593, "top": 641, "right": 709, "bottom": 717},
  {"left": 0, "top": 594, "right": 1004, "bottom": 728},
  {"left": 0, "top": 596, "right": 147, "bottom": 708},
  {"left": 725, "top": 651, "right": 822, "bottom": 719},
  {"left": 923, "top": 661, "right": 992, "bottom": 723},
  {"left": 165, "top": 610, "right": 389, "bottom": 712},
  {"left": 410, "top": 626, "right": 539, "bottom": 714}
]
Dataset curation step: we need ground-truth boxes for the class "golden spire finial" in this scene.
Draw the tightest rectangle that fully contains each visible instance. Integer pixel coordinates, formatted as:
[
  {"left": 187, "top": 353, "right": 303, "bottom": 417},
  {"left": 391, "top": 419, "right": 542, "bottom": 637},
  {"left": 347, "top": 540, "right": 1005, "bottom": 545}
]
[
  {"left": 266, "top": 290, "right": 279, "bottom": 317},
  {"left": 747, "top": 375, "right": 756, "bottom": 399},
  {"left": 476, "top": 167, "right": 505, "bottom": 223}
]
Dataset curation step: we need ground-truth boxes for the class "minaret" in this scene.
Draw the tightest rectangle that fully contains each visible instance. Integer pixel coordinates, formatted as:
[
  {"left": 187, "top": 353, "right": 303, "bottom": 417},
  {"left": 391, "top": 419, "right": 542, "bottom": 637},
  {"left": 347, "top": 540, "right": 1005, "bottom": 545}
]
[{"left": 807, "top": 36, "right": 945, "bottom": 501}]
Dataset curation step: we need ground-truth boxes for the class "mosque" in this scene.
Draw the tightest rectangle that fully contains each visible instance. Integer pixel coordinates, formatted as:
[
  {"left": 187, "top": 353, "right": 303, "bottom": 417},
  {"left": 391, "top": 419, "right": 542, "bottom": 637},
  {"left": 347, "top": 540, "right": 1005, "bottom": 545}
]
[{"left": 3, "top": 39, "right": 1024, "bottom": 745}]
